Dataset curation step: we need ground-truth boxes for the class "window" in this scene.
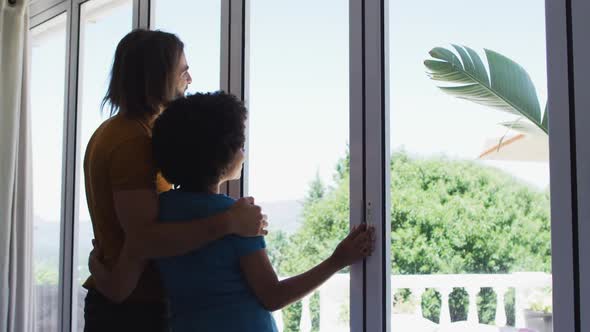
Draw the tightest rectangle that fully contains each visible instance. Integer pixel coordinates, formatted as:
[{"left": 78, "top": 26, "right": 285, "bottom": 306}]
[
  {"left": 74, "top": 1, "right": 132, "bottom": 330},
  {"left": 25, "top": 1, "right": 582, "bottom": 331},
  {"left": 247, "top": 1, "right": 350, "bottom": 330},
  {"left": 30, "top": 12, "right": 68, "bottom": 332},
  {"left": 389, "top": 0, "right": 551, "bottom": 330}
]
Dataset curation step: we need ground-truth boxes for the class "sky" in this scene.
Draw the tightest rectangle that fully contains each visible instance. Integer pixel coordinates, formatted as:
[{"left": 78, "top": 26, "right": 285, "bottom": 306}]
[{"left": 30, "top": 0, "right": 550, "bottom": 263}]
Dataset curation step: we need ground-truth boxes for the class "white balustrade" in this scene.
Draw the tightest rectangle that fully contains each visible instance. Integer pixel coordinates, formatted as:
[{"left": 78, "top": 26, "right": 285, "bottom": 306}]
[
  {"left": 515, "top": 286, "right": 526, "bottom": 327},
  {"left": 273, "top": 272, "right": 552, "bottom": 332},
  {"left": 466, "top": 286, "right": 480, "bottom": 324},
  {"left": 495, "top": 286, "right": 508, "bottom": 326},
  {"left": 411, "top": 287, "right": 425, "bottom": 318},
  {"left": 300, "top": 295, "right": 312, "bottom": 332},
  {"left": 436, "top": 287, "right": 453, "bottom": 325},
  {"left": 273, "top": 309, "right": 284, "bottom": 331}
]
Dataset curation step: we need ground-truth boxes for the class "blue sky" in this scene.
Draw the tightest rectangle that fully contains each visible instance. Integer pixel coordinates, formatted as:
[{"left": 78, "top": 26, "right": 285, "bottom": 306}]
[{"left": 30, "top": 0, "right": 549, "bottom": 249}]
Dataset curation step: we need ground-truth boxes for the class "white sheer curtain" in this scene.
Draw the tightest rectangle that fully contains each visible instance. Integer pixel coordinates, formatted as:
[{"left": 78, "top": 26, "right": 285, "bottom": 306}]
[{"left": 0, "top": 0, "right": 34, "bottom": 331}]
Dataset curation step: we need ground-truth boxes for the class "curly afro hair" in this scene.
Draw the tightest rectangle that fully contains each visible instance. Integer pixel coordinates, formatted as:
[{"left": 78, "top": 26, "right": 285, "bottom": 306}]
[{"left": 152, "top": 91, "right": 247, "bottom": 191}]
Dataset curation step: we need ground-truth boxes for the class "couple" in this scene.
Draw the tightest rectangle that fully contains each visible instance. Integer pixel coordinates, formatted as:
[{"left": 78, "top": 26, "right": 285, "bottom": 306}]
[{"left": 83, "top": 29, "right": 374, "bottom": 332}]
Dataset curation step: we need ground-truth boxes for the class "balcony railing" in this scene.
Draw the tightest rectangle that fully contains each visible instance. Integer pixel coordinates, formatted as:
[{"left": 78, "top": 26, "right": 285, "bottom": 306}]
[{"left": 273, "top": 272, "right": 552, "bottom": 332}]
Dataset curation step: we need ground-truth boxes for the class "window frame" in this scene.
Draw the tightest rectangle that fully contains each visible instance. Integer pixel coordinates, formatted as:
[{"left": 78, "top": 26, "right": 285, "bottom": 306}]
[
  {"left": 27, "top": 0, "right": 585, "bottom": 331},
  {"left": 544, "top": 0, "right": 581, "bottom": 330},
  {"left": 349, "top": 1, "right": 391, "bottom": 331},
  {"left": 219, "top": 0, "right": 247, "bottom": 199},
  {"left": 219, "top": 0, "right": 390, "bottom": 330},
  {"left": 568, "top": 0, "right": 590, "bottom": 330},
  {"left": 29, "top": 4, "right": 71, "bottom": 332}
]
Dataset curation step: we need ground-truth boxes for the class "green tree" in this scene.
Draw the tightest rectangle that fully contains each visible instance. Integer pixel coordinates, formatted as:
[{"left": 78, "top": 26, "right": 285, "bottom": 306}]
[
  {"left": 305, "top": 171, "right": 326, "bottom": 205},
  {"left": 270, "top": 151, "right": 550, "bottom": 328},
  {"left": 267, "top": 230, "right": 291, "bottom": 275},
  {"left": 389, "top": 153, "right": 550, "bottom": 275}
]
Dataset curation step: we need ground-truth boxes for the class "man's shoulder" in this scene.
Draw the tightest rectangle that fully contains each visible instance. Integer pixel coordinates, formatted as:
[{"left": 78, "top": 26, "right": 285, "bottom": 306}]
[
  {"left": 103, "top": 114, "right": 150, "bottom": 141},
  {"left": 88, "top": 115, "right": 151, "bottom": 154}
]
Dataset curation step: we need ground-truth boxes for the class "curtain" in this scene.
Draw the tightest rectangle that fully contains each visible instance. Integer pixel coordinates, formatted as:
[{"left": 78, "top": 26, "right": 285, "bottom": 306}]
[{"left": 0, "top": 0, "right": 34, "bottom": 331}]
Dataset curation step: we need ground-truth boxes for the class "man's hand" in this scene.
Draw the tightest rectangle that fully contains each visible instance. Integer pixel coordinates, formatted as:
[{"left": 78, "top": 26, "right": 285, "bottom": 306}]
[
  {"left": 88, "top": 240, "right": 105, "bottom": 280},
  {"left": 88, "top": 240, "right": 114, "bottom": 297},
  {"left": 227, "top": 197, "right": 268, "bottom": 237},
  {"left": 88, "top": 239, "right": 144, "bottom": 303}
]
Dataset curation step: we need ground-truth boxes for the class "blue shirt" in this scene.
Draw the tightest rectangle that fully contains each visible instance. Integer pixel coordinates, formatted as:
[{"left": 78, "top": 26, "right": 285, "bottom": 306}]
[{"left": 156, "top": 190, "right": 278, "bottom": 332}]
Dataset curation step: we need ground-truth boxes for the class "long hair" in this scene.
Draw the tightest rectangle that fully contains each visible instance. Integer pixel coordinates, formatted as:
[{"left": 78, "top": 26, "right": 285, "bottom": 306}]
[{"left": 101, "top": 29, "right": 184, "bottom": 118}]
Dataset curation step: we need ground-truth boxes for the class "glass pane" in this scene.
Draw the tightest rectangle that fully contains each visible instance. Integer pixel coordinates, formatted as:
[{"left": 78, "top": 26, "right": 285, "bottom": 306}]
[
  {"left": 31, "top": 13, "right": 67, "bottom": 332},
  {"left": 248, "top": 1, "right": 350, "bottom": 331},
  {"left": 151, "top": 0, "right": 221, "bottom": 93},
  {"left": 75, "top": 1, "right": 132, "bottom": 330},
  {"left": 389, "top": 1, "right": 551, "bottom": 331}
]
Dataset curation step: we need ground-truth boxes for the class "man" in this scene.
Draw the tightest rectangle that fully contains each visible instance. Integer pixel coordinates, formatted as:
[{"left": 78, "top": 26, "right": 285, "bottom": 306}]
[{"left": 83, "top": 29, "right": 267, "bottom": 332}]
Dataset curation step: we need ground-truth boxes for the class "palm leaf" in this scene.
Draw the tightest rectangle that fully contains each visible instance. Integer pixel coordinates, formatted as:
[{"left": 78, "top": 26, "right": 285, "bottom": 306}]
[
  {"left": 424, "top": 45, "right": 547, "bottom": 134},
  {"left": 499, "top": 120, "right": 546, "bottom": 136}
]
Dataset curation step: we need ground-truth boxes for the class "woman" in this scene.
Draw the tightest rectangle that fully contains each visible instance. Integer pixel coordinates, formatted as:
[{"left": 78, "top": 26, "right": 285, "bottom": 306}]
[{"left": 149, "top": 91, "right": 374, "bottom": 332}]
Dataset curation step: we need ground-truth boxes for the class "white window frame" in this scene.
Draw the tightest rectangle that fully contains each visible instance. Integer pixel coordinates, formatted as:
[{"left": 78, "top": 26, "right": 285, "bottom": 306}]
[
  {"left": 545, "top": 0, "right": 581, "bottom": 331},
  {"left": 29, "top": 3, "right": 72, "bottom": 332},
  {"left": 350, "top": 0, "right": 391, "bottom": 331},
  {"left": 220, "top": 0, "right": 247, "bottom": 199}
]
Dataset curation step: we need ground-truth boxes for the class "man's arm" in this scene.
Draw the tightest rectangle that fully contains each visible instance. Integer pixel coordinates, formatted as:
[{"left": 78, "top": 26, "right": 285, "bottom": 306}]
[
  {"left": 92, "top": 190, "right": 265, "bottom": 302},
  {"left": 114, "top": 189, "right": 265, "bottom": 259},
  {"left": 89, "top": 239, "right": 145, "bottom": 302}
]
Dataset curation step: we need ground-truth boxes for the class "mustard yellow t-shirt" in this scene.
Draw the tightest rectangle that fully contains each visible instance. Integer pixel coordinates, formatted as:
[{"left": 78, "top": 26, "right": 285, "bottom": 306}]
[{"left": 82, "top": 113, "right": 172, "bottom": 302}]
